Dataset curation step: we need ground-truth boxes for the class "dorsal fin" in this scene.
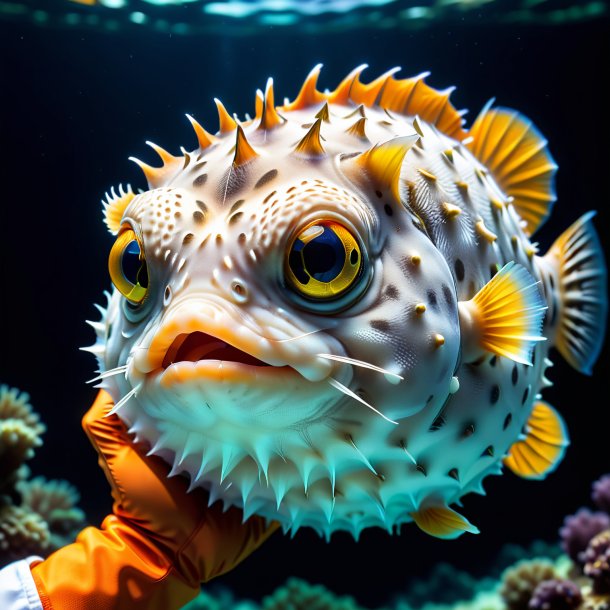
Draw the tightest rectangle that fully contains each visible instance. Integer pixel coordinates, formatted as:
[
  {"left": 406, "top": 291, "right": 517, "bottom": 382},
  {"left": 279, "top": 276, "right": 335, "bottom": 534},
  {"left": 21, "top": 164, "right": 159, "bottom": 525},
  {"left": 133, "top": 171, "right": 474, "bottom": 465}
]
[
  {"left": 283, "top": 66, "right": 467, "bottom": 140},
  {"left": 504, "top": 400, "right": 569, "bottom": 479},
  {"left": 466, "top": 103, "right": 557, "bottom": 236}
]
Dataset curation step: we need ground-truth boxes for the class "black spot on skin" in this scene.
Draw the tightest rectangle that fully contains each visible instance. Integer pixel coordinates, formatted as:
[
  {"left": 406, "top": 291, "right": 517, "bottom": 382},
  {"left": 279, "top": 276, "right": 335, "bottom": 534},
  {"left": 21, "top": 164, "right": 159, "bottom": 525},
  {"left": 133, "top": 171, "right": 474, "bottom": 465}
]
[
  {"left": 370, "top": 319, "right": 390, "bottom": 332},
  {"left": 490, "top": 264, "right": 498, "bottom": 279},
  {"left": 375, "top": 190, "right": 383, "bottom": 198},
  {"left": 442, "top": 284, "right": 454, "bottom": 307},
  {"left": 263, "top": 190, "right": 277, "bottom": 204},
  {"left": 182, "top": 233, "right": 194, "bottom": 245},
  {"left": 531, "top": 349, "right": 537, "bottom": 366},
  {"left": 228, "top": 212, "right": 244, "bottom": 225},
  {"left": 489, "top": 355, "right": 497, "bottom": 367},
  {"left": 462, "top": 423, "right": 475, "bottom": 438},
  {"left": 490, "top": 384, "right": 500, "bottom": 405},
  {"left": 512, "top": 365, "right": 519, "bottom": 385},
  {"left": 482, "top": 445, "right": 494, "bottom": 457},
  {"left": 384, "top": 284, "right": 399, "bottom": 300},
  {"left": 196, "top": 200, "right": 208, "bottom": 213},
  {"left": 384, "top": 203, "right": 393, "bottom": 216},
  {"left": 454, "top": 258, "right": 465, "bottom": 282},
  {"left": 427, "top": 289, "right": 438, "bottom": 310},
  {"left": 193, "top": 211, "right": 205, "bottom": 224},
  {"left": 426, "top": 394, "right": 434, "bottom": 404},
  {"left": 522, "top": 385, "right": 530, "bottom": 405},
  {"left": 429, "top": 412, "right": 446, "bottom": 431},
  {"left": 254, "top": 169, "right": 278, "bottom": 189},
  {"left": 448, "top": 468, "right": 459, "bottom": 481},
  {"left": 193, "top": 174, "right": 208, "bottom": 188},
  {"left": 415, "top": 464, "right": 427, "bottom": 476},
  {"left": 503, "top": 413, "right": 513, "bottom": 430}
]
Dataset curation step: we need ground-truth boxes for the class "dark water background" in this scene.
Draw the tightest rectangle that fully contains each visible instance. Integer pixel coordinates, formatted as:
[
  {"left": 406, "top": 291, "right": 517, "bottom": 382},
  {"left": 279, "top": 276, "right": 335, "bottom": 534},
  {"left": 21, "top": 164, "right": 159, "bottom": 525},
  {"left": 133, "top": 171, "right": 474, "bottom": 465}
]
[{"left": 1, "top": 10, "right": 609, "bottom": 607}]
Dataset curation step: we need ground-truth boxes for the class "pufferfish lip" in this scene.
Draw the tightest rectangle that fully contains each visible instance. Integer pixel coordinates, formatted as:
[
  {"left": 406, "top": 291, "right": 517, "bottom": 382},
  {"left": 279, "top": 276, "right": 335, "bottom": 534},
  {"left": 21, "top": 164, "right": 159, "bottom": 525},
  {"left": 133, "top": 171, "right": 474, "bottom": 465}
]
[
  {"left": 161, "top": 331, "right": 271, "bottom": 369},
  {"left": 158, "top": 330, "right": 295, "bottom": 388}
]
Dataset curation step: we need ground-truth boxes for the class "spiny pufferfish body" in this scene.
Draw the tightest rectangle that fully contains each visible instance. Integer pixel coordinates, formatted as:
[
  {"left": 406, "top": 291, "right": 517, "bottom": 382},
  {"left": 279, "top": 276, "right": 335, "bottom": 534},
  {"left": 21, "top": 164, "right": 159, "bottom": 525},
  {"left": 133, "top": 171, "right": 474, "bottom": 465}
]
[{"left": 86, "top": 65, "right": 607, "bottom": 539}]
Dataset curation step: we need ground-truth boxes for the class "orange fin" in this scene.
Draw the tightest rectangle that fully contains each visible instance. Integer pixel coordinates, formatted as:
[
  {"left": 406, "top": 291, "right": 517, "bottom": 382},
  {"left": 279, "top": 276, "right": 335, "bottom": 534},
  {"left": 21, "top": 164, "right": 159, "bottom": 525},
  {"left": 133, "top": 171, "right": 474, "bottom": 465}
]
[
  {"left": 504, "top": 400, "right": 569, "bottom": 479},
  {"left": 466, "top": 103, "right": 557, "bottom": 236},
  {"left": 458, "top": 261, "right": 547, "bottom": 364},
  {"left": 102, "top": 184, "right": 135, "bottom": 235},
  {"left": 411, "top": 505, "right": 480, "bottom": 539},
  {"left": 544, "top": 212, "right": 608, "bottom": 374}
]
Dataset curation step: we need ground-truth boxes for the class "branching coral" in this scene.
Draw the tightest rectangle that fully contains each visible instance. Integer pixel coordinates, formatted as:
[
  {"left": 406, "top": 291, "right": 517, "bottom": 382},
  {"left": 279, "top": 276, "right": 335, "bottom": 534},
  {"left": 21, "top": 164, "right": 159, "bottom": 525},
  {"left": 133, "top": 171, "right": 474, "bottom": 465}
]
[{"left": 0, "top": 384, "right": 86, "bottom": 568}]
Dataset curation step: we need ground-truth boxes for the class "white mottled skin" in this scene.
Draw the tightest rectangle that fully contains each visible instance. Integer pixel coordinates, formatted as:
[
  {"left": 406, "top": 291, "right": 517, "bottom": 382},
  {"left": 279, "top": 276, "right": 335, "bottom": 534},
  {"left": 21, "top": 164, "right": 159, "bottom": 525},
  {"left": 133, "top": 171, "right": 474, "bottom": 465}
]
[{"left": 87, "top": 99, "right": 559, "bottom": 538}]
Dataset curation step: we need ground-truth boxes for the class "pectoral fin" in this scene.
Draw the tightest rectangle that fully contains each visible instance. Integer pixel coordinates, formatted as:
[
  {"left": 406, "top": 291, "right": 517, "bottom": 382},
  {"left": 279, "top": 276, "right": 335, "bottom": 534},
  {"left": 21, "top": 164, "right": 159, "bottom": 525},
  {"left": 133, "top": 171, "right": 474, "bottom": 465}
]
[
  {"left": 458, "top": 261, "right": 547, "bottom": 364},
  {"left": 504, "top": 400, "right": 569, "bottom": 479},
  {"left": 410, "top": 505, "right": 480, "bottom": 539}
]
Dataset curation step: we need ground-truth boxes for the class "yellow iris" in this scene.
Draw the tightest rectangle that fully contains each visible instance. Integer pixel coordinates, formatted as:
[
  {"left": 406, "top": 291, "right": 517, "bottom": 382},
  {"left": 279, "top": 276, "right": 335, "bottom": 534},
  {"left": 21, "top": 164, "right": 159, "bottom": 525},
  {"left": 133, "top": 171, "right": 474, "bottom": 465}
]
[
  {"left": 108, "top": 228, "right": 148, "bottom": 304},
  {"left": 286, "top": 220, "right": 362, "bottom": 300}
]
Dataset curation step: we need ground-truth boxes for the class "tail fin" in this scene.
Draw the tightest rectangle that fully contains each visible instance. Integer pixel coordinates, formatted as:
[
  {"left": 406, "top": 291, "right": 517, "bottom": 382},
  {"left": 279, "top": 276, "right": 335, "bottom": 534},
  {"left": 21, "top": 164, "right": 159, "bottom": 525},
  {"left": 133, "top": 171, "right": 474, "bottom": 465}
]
[{"left": 544, "top": 211, "right": 607, "bottom": 374}]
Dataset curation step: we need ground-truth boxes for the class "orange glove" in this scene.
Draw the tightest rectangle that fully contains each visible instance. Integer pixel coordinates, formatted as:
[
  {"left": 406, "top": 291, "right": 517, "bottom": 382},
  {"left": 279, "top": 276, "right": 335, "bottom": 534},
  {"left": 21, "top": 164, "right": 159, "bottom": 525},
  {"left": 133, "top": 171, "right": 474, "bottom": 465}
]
[{"left": 31, "top": 390, "right": 278, "bottom": 610}]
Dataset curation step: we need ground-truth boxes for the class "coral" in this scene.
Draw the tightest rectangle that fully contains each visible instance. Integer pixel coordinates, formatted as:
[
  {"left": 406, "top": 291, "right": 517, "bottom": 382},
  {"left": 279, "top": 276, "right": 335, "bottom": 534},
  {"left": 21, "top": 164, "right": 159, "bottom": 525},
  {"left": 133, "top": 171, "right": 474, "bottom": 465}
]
[
  {"left": 261, "top": 578, "right": 375, "bottom": 610},
  {"left": 0, "top": 384, "right": 86, "bottom": 568},
  {"left": 529, "top": 579, "right": 583, "bottom": 610},
  {"left": 593, "top": 476, "right": 610, "bottom": 514},
  {"left": 17, "top": 477, "right": 86, "bottom": 551},
  {"left": 0, "top": 503, "right": 50, "bottom": 562},
  {"left": 584, "top": 531, "right": 610, "bottom": 594},
  {"left": 560, "top": 509, "right": 610, "bottom": 564},
  {"left": 500, "top": 560, "right": 557, "bottom": 610},
  {"left": 0, "top": 385, "right": 45, "bottom": 491}
]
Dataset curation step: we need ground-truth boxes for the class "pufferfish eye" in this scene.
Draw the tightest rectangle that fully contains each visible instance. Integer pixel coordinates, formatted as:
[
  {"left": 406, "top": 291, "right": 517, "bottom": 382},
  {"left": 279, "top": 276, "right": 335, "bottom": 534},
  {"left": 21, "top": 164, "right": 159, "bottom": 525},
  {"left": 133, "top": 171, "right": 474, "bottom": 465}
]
[
  {"left": 108, "top": 228, "right": 149, "bottom": 304},
  {"left": 285, "top": 220, "right": 362, "bottom": 300}
]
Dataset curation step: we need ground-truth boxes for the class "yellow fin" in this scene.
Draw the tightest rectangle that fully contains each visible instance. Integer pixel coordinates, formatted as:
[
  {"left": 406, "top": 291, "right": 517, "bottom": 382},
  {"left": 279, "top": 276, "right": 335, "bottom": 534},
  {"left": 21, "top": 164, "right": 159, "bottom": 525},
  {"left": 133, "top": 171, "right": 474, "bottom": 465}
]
[
  {"left": 102, "top": 184, "right": 135, "bottom": 235},
  {"left": 411, "top": 505, "right": 480, "bottom": 539},
  {"left": 294, "top": 117, "right": 325, "bottom": 156},
  {"left": 466, "top": 103, "right": 557, "bottom": 235},
  {"left": 354, "top": 135, "right": 419, "bottom": 201},
  {"left": 543, "top": 212, "right": 608, "bottom": 374},
  {"left": 214, "top": 98, "right": 237, "bottom": 133},
  {"left": 233, "top": 125, "right": 259, "bottom": 167},
  {"left": 504, "top": 401, "right": 569, "bottom": 479},
  {"left": 458, "top": 261, "right": 547, "bottom": 364}
]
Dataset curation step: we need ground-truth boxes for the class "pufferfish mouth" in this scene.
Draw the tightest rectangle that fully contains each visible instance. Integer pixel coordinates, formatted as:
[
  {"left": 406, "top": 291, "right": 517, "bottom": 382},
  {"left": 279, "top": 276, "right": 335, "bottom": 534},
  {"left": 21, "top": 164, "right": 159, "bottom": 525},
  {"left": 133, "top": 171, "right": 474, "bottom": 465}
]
[{"left": 162, "top": 331, "right": 272, "bottom": 369}]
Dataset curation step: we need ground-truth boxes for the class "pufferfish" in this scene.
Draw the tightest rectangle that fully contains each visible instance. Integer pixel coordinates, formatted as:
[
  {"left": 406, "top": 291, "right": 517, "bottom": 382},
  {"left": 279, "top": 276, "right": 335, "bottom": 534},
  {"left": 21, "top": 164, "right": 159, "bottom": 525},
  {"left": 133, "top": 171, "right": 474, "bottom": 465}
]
[{"left": 85, "top": 65, "right": 607, "bottom": 540}]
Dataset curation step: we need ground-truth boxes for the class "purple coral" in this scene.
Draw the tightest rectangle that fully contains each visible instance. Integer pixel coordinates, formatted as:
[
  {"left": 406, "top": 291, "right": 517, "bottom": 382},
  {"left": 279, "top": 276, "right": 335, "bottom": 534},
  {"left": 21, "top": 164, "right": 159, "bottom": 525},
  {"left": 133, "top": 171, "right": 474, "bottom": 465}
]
[
  {"left": 583, "top": 530, "right": 610, "bottom": 594},
  {"left": 593, "top": 475, "right": 610, "bottom": 514},
  {"left": 560, "top": 508, "right": 610, "bottom": 564},
  {"left": 529, "top": 579, "right": 583, "bottom": 610}
]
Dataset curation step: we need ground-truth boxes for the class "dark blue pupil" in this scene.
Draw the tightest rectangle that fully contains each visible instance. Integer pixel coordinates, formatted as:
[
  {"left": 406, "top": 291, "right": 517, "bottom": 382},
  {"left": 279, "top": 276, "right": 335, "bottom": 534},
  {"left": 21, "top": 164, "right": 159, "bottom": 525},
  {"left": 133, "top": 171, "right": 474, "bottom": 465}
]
[
  {"left": 122, "top": 241, "right": 143, "bottom": 285},
  {"left": 289, "top": 226, "right": 345, "bottom": 285}
]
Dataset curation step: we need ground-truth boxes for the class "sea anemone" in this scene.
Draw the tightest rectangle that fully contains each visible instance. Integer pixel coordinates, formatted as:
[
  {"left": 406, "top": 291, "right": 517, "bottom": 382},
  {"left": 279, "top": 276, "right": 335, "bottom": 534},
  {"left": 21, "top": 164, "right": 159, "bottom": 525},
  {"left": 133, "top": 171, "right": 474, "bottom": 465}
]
[
  {"left": 593, "top": 476, "right": 610, "bottom": 514},
  {"left": 500, "top": 560, "right": 557, "bottom": 610},
  {"left": 584, "top": 531, "right": 610, "bottom": 594},
  {"left": 17, "top": 477, "right": 86, "bottom": 551},
  {"left": 529, "top": 579, "right": 583, "bottom": 610},
  {"left": 560, "top": 509, "right": 610, "bottom": 565}
]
